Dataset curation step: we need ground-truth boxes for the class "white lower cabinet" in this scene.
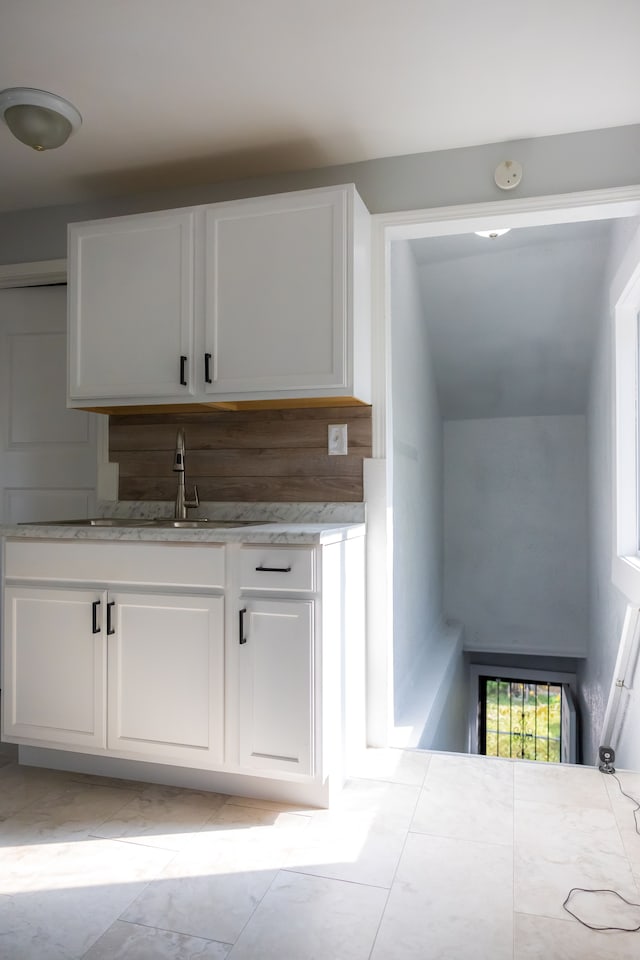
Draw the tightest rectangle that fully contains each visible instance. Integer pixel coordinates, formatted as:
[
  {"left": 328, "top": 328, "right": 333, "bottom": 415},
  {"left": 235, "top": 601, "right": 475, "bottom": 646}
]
[
  {"left": 107, "top": 591, "right": 224, "bottom": 767},
  {"left": 3, "top": 585, "right": 106, "bottom": 749},
  {"left": 2, "top": 534, "right": 365, "bottom": 805},
  {"left": 238, "top": 599, "right": 313, "bottom": 776}
]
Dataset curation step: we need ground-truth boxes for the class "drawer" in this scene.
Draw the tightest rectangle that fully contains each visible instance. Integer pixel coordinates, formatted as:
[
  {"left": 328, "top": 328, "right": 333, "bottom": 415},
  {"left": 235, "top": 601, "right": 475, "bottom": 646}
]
[
  {"left": 4, "top": 539, "right": 225, "bottom": 590},
  {"left": 239, "top": 545, "right": 315, "bottom": 592}
]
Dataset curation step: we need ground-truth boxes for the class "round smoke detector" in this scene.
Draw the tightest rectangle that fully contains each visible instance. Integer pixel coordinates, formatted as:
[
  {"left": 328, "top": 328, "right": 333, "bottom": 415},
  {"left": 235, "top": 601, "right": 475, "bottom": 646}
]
[{"left": 494, "top": 160, "right": 523, "bottom": 190}]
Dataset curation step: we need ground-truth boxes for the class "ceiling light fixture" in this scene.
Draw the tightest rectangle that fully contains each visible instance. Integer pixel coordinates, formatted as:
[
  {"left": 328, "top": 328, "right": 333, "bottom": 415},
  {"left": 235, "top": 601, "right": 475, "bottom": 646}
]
[
  {"left": 474, "top": 229, "right": 511, "bottom": 239},
  {"left": 0, "top": 87, "right": 82, "bottom": 151}
]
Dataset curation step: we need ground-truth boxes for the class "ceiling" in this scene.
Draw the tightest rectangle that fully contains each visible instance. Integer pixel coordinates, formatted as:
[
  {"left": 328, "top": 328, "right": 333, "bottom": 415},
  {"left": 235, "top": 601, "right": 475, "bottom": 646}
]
[
  {"left": 1, "top": 1, "right": 640, "bottom": 214},
  {"left": 409, "top": 220, "right": 617, "bottom": 419}
]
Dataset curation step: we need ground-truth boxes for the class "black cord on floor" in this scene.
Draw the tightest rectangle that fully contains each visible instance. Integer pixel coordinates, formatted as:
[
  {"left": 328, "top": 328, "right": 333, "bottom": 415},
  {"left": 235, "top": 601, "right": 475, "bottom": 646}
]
[
  {"left": 562, "top": 888, "right": 640, "bottom": 932},
  {"left": 561, "top": 771, "right": 640, "bottom": 933},
  {"left": 610, "top": 771, "right": 640, "bottom": 836}
]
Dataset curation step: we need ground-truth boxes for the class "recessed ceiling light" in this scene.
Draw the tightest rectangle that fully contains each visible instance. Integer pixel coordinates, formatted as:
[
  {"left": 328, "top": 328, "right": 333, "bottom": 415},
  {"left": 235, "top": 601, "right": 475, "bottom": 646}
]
[{"left": 474, "top": 229, "right": 511, "bottom": 239}]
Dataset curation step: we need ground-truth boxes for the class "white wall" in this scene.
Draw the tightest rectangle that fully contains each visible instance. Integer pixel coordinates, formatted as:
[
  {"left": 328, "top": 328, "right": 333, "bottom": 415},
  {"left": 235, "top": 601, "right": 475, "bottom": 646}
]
[
  {"left": 580, "top": 217, "right": 640, "bottom": 767},
  {"left": 389, "top": 240, "right": 465, "bottom": 750},
  {"left": 2, "top": 124, "right": 640, "bottom": 266},
  {"left": 444, "top": 415, "right": 588, "bottom": 658}
]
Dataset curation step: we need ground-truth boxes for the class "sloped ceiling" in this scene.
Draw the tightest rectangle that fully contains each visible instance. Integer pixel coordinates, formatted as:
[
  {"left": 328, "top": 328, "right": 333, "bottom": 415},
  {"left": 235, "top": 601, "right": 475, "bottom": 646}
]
[
  {"left": 1, "top": 1, "right": 640, "bottom": 212},
  {"left": 410, "top": 220, "right": 615, "bottom": 419}
]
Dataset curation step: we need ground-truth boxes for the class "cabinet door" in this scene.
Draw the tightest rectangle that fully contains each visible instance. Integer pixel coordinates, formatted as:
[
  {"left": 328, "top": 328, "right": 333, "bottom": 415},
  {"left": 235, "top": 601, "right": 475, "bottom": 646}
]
[
  {"left": 68, "top": 210, "right": 195, "bottom": 402},
  {"left": 238, "top": 599, "right": 313, "bottom": 775},
  {"left": 3, "top": 586, "right": 106, "bottom": 748},
  {"left": 203, "top": 189, "right": 347, "bottom": 397},
  {"left": 107, "top": 591, "right": 224, "bottom": 766}
]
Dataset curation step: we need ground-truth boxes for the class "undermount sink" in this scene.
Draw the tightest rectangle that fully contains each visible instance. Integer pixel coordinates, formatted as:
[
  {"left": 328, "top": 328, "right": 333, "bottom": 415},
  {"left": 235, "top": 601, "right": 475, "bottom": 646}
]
[{"left": 22, "top": 518, "right": 269, "bottom": 529}]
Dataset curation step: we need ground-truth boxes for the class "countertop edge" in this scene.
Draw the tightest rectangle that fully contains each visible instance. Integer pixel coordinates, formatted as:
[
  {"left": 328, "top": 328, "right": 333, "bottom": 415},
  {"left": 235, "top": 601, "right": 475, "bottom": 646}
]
[{"left": 0, "top": 522, "right": 366, "bottom": 546}]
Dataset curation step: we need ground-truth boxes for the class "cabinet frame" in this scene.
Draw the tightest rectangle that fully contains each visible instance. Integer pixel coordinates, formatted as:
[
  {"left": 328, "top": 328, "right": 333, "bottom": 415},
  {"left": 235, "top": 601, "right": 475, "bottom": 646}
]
[{"left": 67, "top": 184, "right": 370, "bottom": 410}]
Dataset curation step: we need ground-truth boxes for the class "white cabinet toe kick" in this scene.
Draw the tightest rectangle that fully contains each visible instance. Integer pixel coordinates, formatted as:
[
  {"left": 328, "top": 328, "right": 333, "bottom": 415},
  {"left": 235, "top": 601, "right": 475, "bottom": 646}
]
[{"left": 1, "top": 535, "right": 365, "bottom": 807}]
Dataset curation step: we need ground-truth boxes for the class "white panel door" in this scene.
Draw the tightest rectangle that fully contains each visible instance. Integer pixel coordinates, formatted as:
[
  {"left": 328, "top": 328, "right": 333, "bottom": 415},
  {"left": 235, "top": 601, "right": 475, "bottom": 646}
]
[
  {"left": 238, "top": 598, "right": 313, "bottom": 775},
  {"left": 3, "top": 585, "right": 106, "bottom": 748},
  {"left": 68, "top": 209, "right": 195, "bottom": 401},
  {"left": 204, "top": 189, "right": 347, "bottom": 396},
  {"left": 0, "top": 286, "right": 98, "bottom": 523},
  {"left": 107, "top": 591, "right": 224, "bottom": 766}
]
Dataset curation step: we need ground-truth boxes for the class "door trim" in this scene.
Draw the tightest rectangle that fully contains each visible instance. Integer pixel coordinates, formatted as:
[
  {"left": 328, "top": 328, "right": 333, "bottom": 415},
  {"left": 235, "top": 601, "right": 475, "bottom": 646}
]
[
  {"left": 0, "top": 259, "right": 116, "bottom": 501},
  {"left": 0, "top": 259, "right": 67, "bottom": 288},
  {"left": 368, "top": 183, "right": 640, "bottom": 747}
]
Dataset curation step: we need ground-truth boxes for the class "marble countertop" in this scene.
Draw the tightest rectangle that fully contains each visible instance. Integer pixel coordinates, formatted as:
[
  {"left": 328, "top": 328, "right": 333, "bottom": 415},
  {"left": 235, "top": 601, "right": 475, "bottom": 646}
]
[
  {"left": 0, "top": 520, "right": 365, "bottom": 546},
  {"left": 1, "top": 501, "right": 366, "bottom": 545}
]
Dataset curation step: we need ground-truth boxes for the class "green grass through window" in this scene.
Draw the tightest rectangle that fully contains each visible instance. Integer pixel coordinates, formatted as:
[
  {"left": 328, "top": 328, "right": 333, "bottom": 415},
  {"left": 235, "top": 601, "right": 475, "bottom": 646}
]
[{"left": 481, "top": 678, "right": 562, "bottom": 762}]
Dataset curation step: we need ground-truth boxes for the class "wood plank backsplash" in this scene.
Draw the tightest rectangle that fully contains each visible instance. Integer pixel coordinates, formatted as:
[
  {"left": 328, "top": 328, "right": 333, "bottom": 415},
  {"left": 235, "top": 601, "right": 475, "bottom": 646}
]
[{"left": 109, "top": 406, "right": 372, "bottom": 502}]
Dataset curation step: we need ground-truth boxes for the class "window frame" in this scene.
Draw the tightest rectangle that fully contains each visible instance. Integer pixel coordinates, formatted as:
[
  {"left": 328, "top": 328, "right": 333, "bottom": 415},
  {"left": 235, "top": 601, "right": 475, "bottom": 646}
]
[{"left": 613, "top": 232, "right": 640, "bottom": 603}]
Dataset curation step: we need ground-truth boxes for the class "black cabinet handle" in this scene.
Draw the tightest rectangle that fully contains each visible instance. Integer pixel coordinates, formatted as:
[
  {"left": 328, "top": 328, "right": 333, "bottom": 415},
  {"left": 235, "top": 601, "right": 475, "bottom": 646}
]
[
  {"left": 255, "top": 565, "right": 292, "bottom": 573},
  {"left": 239, "top": 607, "right": 247, "bottom": 645},
  {"left": 106, "top": 601, "right": 116, "bottom": 636},
  {"left": 91, "top": 600, "right": 101, "bottom": 634},
  {"left": 179, "top": 355, "right": 187, "bottom": 386},
  {"left": 204, "top": 353, "right": 212, "bottom": 384}
]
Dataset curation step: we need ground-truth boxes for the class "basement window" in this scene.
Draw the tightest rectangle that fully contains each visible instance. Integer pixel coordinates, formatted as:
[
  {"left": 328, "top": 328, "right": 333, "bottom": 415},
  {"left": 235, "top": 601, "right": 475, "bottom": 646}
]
[
  {"left": 468, "top": 665, "right": 577, "bottom": 763},
  {"left": 478, "top": 676, "right": 562, "bottom": 762}
]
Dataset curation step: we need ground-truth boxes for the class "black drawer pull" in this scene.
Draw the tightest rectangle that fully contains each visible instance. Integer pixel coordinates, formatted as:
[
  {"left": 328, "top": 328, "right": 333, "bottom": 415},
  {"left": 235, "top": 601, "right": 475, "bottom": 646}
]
[
  {"left": 239, "top": 607, "right": 247, "bottom": 644},
  {"left": 204, "top": 353, "right": 212, "bottom": 384},
  {"left": 91, "top": 600, "right": 101, "bottom": 634},
  {"left": 106, "top": 601, "right": 116, "bottom": 635},
  {"left": 179, "top": 355, "right": 187, "bottom": 386},
  {"left": 255, "top": 564, "right": 292, "bottom": 573}
]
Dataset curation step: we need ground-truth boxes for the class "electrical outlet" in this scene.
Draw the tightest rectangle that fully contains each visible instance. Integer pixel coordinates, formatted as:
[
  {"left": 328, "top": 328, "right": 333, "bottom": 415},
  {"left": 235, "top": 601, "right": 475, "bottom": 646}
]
[{"left": 328, "top": 423, "right": 348, "bottom": 455}]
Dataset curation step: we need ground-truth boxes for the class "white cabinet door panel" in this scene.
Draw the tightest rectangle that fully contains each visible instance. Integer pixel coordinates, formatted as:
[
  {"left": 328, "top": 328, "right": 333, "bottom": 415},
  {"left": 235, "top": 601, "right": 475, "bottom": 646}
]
[
  {"left": 239, "top": 599, "right": 313, "bottom": 775},
  {"left": 204, "top": 191, "right": 346, "bottom": 395},
  {"left": 3, "top": 586, "right": 106, "bottom": 748},
  {"left": 68, "top": 210, "right": 195, "bottom": 400},
  {"left": 108, "top": 591, "right": 224, "bottom": 766}
]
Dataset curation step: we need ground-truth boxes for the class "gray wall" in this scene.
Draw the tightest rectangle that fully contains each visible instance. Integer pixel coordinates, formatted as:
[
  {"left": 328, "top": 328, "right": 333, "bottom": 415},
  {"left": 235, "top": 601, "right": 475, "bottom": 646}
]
[
  {"left": 580, "top": 217, "right": 640, "bottom": 767},
  {"left": 390, "top": 240, "right": 464, "bottom": 749},
  {"left": 2, "top": 123, "right": 640, "bottom": 265},
  {"left": 444, "top": 415, "right": 588, "bottom": 658}
]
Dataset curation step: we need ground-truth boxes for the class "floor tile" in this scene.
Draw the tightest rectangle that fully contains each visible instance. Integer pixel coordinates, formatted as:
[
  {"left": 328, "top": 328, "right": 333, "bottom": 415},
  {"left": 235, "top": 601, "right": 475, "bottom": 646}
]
[
  {"left": 370, "top": 833, "right": 513, "bottom": 960},
  {"left": 283, "top": 778, "right": 419, "bottom": 888},
  {"left": 347, "top": 747, "right": 431, "bottom": 786},
  {"left": 516, "top": 797, "right": 626, "bottom": 860},
  {"left": 0, "top": 838, "right": 174, "bottom": 959},
  {"left": 411, "top": 752, "right": 514, "bottom": 845},
  {"left": 119, "top": 802, "right": 305, "bottom": 945},
  {"left": 91, "top": 784, "right": 228, "bottom": 850},
  {"left": 515, "top": 759, "right": 612, "bottom": 809},
  {"left": 515, "top": 909, "right": 640, "bottom": 958},
  {"left": 0, "top": 763, "right": 68, "bottom": 821},
  {"left": 603, "top": 770, "right": 640, "bottom": 874},
  {"left": 227, "top": 870, "right": 388, "bottom": 960},
  {"left": 515, "top": 847, "right": 638, "bottom": 922},
  {"left": 121, "top": 861, "right": 277, "bottom": 945},
  {"left": 316, "top": 777, "right": 421, "bottom": 829},
  {"left": 286, "top": 815, "right": 408, "bottom": 888},
  {"left": 514, "top": 795, "right": 635, "bottom": 921},
  {"left": 0, "top": 779, "right": 138, "bottom": 846},
  {"left": 84, "top": 919, "right": 231, "bottom": 958}
]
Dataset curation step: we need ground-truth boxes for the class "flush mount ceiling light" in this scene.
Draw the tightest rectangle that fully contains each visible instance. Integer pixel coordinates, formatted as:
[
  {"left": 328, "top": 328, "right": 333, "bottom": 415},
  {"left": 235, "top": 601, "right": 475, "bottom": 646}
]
[
  {"left": 0, "top": 87, "right": 82, "bottom": 151},
  {"left": 474, "top": 228, "right": 511, "bottom": 239}
]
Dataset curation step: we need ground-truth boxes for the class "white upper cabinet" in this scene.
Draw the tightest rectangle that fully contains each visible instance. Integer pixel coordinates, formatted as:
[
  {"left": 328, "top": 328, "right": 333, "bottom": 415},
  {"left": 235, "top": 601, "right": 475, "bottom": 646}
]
[
  {"left": 68, "top": 209, "right": 196, "bottom": 401},
  {"left": 67, "top": 185, "right": 371, "bottom": 409}
]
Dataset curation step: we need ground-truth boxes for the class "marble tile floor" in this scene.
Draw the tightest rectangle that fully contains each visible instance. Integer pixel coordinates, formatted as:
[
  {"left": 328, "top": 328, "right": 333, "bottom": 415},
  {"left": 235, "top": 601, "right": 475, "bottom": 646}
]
[{"left": 1, "top": 742, "right": 640, "bottom": 959}]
